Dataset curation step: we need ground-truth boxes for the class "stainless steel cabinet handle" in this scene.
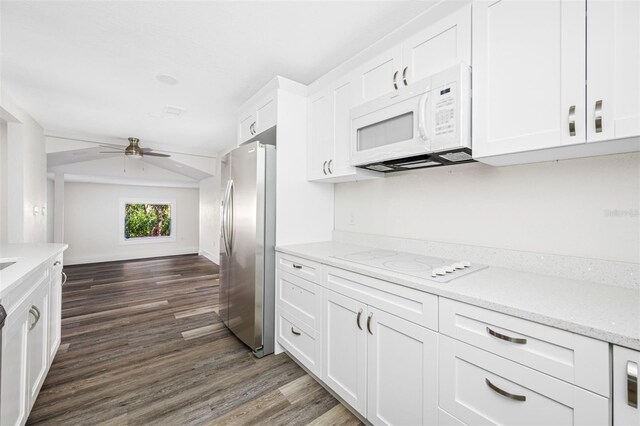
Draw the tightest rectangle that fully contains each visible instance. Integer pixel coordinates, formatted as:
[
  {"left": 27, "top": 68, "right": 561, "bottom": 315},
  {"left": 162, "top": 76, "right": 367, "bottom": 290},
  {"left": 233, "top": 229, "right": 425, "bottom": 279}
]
[
  {"left": 249, "top": 123, "right": 253, "bottom": 135},
  {"left": 292, "top": 264, "right": 302, "bottom": 269},
  {"left": 322, "top": 160, "right": 328, "bottom": 175},
  {"left": 356, "top": 309, "right": 363, "bottom": 330},
  {"left": 487, "top": 326, "right": 527, "bottom": 344},
  {"left": 53, "top": 260, "right": 61, "bottom": 266},
  {"left": 393, "top": 71, "right": 399, "bottom": 90},
  {"left": 402, "top": 66, "right": 408, "bottom": 86},
  {"left": 628, "top": 361, "right": 638, "bottom": 408},
  {"left": 228, "top": 180, "right": 235, "bottom": 255},
  {"left": 595, "top": 100, "right": 603, "bottom": 133},
  {"left": 291, "top": 327, "right": 301, "bottom": 336},
  {"left": 327, "top": 160, "right": 332, "bottom": 174},
  {"left": 29, "top": 305, "right": 41, "bottom": 330},
  {"left": 486, "top": 378, "right": 526, "bottom": 401},
  {"left": 367, "top": 312, "right": 373, "bottom": 335},
  {"left": 62, "top": 271, "right": 68, "bottom": 286},
  {"left": 569, "top": 105, "right": 576, "bottom": 136}
]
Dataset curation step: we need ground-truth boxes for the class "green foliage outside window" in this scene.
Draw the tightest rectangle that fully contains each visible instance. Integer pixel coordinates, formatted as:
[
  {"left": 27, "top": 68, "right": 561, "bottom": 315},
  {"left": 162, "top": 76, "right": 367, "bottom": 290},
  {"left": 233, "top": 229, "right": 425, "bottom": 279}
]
[{"left": 124, "top": 203, "right": 171, "bottom": 239}]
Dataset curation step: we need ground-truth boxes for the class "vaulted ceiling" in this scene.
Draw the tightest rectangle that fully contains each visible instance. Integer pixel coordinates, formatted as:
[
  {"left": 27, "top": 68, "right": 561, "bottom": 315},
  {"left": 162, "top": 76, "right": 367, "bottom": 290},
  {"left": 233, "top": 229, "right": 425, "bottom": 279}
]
[{"left": 1, "top": 1, "right": 435, "bottom": 155}]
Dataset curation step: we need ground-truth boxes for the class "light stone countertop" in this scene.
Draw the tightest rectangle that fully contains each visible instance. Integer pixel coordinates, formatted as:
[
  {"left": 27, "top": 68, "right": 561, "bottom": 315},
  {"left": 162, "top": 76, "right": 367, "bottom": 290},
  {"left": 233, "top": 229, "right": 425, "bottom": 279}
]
[
  {"left": 276, "top": 241, "right": 640, "bottom": 350},
  {"left": 0, "top": 243, "right": 69, "bottom": 298}
]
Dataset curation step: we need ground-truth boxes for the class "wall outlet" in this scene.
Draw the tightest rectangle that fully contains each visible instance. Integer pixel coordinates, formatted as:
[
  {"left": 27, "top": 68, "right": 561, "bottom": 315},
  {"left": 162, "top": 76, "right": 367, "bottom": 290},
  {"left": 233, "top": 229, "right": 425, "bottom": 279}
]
[{"left": 349, "top": 211, "right": 356, "bottom": 226}]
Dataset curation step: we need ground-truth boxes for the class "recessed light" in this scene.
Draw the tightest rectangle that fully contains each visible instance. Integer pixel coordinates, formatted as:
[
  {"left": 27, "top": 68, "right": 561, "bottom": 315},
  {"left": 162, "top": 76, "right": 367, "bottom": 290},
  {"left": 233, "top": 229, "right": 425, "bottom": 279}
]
[{"left": 156, "top": 74, "right": 178, "bottom": 85}]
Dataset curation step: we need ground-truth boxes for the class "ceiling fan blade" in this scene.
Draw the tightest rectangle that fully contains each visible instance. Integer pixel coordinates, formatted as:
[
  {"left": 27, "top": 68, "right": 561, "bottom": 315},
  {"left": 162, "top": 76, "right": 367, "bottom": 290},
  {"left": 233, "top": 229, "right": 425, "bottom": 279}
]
[
  {"left": 143, "top": 152, "right": 171, "bottom": 157},
  {"left": 99, "top": 151, "right": 123, "bottom": 154},
  {"left": 98, "top": 143, "right": 125, "bottom": 149}
]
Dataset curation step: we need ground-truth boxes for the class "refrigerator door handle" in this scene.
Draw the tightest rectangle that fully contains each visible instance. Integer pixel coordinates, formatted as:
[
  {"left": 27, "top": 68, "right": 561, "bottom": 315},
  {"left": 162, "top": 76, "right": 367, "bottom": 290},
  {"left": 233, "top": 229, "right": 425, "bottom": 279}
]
[
  {"left": 222, "top": 180, "right": 231, "bottom": 256},
  {"left": 228, "top": 180, "right": 235, "bottom": 255}
]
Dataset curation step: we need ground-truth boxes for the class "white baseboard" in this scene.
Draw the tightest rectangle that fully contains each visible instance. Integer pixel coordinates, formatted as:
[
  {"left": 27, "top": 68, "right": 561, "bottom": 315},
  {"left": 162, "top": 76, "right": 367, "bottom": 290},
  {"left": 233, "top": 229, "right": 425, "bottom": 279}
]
[
  {"left": 198, "top": 249, "right": 219, "bottom": 265},
  {"left": 65, "top": 247, "right": 199, "bottom": 265}
]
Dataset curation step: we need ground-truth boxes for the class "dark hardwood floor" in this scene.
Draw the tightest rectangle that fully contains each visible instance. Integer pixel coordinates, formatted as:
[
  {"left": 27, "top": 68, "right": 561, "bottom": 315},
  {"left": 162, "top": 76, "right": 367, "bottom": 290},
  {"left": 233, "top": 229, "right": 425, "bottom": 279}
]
[{"left": 28, "top": 254, "right": 361, "bottom": 426}]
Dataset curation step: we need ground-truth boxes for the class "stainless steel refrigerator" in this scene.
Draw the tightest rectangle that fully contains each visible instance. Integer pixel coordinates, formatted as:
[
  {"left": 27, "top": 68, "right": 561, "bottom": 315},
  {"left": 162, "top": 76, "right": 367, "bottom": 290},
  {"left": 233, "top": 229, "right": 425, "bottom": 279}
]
[{"left": 219, "top": 132, "right": 276, "bottom": 358}]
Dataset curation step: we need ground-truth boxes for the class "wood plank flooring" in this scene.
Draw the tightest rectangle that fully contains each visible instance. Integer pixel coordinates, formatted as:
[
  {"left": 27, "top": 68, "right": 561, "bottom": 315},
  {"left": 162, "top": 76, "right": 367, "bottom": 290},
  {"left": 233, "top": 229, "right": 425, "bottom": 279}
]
[{"left": 27, "top": 254, "right": 361, "bottom": 426}]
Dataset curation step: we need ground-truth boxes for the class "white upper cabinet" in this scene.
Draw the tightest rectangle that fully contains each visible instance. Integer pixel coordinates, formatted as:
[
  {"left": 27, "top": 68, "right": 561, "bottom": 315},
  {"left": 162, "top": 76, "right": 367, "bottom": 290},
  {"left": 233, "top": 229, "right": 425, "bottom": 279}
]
[
  {"left": 237, "top": 92, "right": 277, "bottom": 145},
  {"left": 587, "top": 0, "right": 640, "bottom": 142},
  {"left": 401, "top": 4, "right": 471, "bottom": 85},
  {"left": 473, "top": 0, "right": 587, "bottom": 158},
  {"left": 355, "top": 46, "right": 403, "bottom": 104},
  {"left": 307, "top": 89, "right": 332, "bottom": 180}
]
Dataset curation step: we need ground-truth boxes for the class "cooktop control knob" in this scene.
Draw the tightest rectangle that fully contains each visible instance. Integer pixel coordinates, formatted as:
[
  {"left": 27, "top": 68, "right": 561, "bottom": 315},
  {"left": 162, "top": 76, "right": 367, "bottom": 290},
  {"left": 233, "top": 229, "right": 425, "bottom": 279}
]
[
  {"left": 444, "top": 266, "right": 455, "bottom": 273},
  {"left": 434, "top": 268, "right": 446, "bottom": 276},
  {"left": 461, "top": 261, "right": 471, "bottom": 268},
  {"left": 453, "top": 263, "right": 465, "bottom": 270}
]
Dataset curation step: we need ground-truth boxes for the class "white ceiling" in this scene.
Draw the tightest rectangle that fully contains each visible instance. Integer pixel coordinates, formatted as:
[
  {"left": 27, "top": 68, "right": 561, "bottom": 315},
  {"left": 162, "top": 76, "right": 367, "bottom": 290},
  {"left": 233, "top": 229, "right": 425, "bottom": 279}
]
[{"left": 1, "top": 1, "right": 434, "bottom": 155}]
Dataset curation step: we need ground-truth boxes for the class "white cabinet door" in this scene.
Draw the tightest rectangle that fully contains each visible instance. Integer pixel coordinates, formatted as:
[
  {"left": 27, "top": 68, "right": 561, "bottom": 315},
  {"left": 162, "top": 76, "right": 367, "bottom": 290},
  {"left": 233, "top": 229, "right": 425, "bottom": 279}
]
[
  {"left": 255, "top": 95, "right": 277, "bottom": 134},
  {"left": 401, "top": 3, "right": 471, "bottom": 86},
  {"left": 0, "top": 303, "right": 30, "bottom": 426},
  {"left": 587, "top": 0, "right": 640, "bottom": 142},
  {"left": 238, "top": 112, "right": 255, "bottom": 145},
  {"left": 307, "top": 89, "right": 332, "bottom": 180},
  {"left": 613, "top": 346, "right": 640, "bottom": 426},
  {"left": 48, "top": 260, "right": 63, "bottom": 360},
  {"left": 356, "top": 46, "right": 403, "bottom": 104},
  {"left": 473, "top": 0, "right": 586, "bottom": 158},
  {"left": 27, "top": 276, "right": 50, "bottom": 408},
  {"left": 329, "top": 74, "right": 357, "bottom": 176},
  {"left": 366, "top": 308, "right": 438, "bottom": 426},
  {"left": 322, "top": 289, "right": 367, "bottom": 416}
]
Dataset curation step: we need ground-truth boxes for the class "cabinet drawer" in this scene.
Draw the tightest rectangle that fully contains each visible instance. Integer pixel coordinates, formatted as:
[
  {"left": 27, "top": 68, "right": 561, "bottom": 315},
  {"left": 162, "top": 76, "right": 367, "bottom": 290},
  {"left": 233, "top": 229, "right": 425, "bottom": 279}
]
[
  {"left": 277, "top": 270, "right": 321, "bottom": 330},
  {"left": 439, "top": 336, "right": 609, "bottom": 426},
  {"left": 439, "top": 298, "right": 609, "bottom": 397},
  {"left": 277, "top": 253, "right": 322, "bottom": 284},
  {"left": 277, "top": 310, "right": 321, "bottom": 376},
  {"left": 325, "top": 266, "right": 438, "bottom": 331},
  {"left": 2, "top": 265, "right": 49, "bottom": 315}
]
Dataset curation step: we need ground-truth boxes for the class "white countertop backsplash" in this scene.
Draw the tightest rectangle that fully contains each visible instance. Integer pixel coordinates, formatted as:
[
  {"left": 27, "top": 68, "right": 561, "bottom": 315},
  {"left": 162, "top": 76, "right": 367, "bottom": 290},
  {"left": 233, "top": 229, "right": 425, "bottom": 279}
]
[
  {"left": 333, "top": 230, "right": 639, "bottom": 290},
  {"left": 277, "top": 236, "right": 640, "bottom": 350},
  {"left": 0, "top": 243, "right": 68, "bottom": 297}
]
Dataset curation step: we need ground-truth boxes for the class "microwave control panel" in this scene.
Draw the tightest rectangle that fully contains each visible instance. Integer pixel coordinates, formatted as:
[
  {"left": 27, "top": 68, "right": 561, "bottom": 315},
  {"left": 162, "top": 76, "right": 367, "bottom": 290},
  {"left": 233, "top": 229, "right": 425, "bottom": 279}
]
[{"left": 433, "top": 83, "right": 457, "bottom": 138}]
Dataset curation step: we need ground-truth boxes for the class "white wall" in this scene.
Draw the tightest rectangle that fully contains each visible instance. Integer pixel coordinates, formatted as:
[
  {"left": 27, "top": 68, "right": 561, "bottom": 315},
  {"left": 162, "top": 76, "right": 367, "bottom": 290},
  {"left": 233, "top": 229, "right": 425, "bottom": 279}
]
[
  {"left": 199, "top": 175, "right": 220, "bottom": 264},
  {"left": 46, "top": 178, "right": 54, "bottom": 243},
  {"left": 63, "top": 182, "right": 199, "bottom": 264},
  {"left": 335, "top": 153, "right": 640, "bottom": 263},
  {"left": 0, "top": 95, "right": 47, "bottom": 243},
  {"left": 0, "top": 122, "right": 7, "bottom": 244}
]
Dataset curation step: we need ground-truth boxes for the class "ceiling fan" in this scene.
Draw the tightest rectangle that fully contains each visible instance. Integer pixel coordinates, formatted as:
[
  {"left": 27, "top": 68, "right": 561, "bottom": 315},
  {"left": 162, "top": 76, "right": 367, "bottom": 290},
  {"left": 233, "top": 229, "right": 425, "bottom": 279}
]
[{"left": 99, "top": 137, "right": 171, "bottom": 159}]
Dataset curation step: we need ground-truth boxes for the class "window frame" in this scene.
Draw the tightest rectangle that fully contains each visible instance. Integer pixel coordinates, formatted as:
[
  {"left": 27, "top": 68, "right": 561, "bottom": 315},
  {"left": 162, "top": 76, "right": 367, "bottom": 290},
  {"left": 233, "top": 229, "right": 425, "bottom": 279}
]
[{"left": 119, "top": 198, "right": 176, "bottom": 245}]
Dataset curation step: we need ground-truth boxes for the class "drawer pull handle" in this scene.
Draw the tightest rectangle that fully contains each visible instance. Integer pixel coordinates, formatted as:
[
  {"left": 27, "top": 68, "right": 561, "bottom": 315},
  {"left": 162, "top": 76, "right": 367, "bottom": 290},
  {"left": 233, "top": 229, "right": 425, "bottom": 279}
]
[
  {"left": 367, "top": 312, "right": 373, "bottom": 335},
  {"left": 486, "top": 378, "right": 526, "bottom": 402},
  {"left": 628, "top": 361, "right": 638, "bottom": 408},
  {"left": 356, "top": 309, "right": 363, "bottom": 330},
  {"left": 393, "top": 71, "right": 399, "bottom": 90},
  {"left": 62, "top": 271, "right": 68, "bottom": 286},
  {"left": 292, "top": 264, "right": 302, "bottom": 270},
  {"left": 486, "top": 327, "right": 527, "bottom": 344},
  {"left": 291, "top": 327, "right": 301, "bottom": 336}
]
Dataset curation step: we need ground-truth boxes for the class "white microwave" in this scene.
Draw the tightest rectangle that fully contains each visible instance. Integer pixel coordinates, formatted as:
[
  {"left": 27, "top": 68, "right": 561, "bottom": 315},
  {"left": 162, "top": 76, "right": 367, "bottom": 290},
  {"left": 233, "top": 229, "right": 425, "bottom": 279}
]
[{"left": 350, "top": 63, "right": 472, "bottom": 172}]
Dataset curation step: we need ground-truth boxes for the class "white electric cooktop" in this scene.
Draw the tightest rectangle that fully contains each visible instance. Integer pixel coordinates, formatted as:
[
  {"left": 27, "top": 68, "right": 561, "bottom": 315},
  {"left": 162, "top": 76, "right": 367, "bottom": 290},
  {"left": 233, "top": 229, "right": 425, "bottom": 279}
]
[{"left": 332, "top": 249, "right": 487, "bottom": 283}]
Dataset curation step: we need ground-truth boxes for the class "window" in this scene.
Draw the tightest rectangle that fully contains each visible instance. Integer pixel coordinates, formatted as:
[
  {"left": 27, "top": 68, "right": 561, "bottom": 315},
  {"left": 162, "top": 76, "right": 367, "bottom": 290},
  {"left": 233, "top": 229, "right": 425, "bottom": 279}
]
[{"left": 120, "top": 199, "right": 175, "bottom": 243}]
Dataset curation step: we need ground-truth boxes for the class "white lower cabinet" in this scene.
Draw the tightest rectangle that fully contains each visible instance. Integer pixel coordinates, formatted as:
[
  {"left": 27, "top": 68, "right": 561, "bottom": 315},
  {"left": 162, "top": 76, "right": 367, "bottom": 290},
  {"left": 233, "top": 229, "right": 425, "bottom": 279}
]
[
  {"left": 27, "top": 276, "right": 50, "bottom": 407},
  {"left": 613, "top": 346, "right": 640, "bottom": 426},
  {"left": 367, "top": 307, "right": 438, "bottom": 426},
  {"left": 1, "top": 299, "right": 30, "bottom": 426},
  {"left": 322, "top": 289, "right": 368, "bottom": 415},
  {"left": 439, "top": 335, "right": 609, "bottom": 426},
  {"left": 276, "top": 252, "right": 616, "bottom": 426}
]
